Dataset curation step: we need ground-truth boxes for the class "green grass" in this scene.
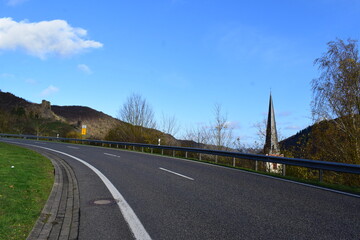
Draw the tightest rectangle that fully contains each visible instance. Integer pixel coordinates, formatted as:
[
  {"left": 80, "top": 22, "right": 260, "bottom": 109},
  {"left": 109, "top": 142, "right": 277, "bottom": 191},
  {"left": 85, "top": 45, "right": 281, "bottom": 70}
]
[{"left": 0, "top": 142, "right": 54, "bottom": 240}]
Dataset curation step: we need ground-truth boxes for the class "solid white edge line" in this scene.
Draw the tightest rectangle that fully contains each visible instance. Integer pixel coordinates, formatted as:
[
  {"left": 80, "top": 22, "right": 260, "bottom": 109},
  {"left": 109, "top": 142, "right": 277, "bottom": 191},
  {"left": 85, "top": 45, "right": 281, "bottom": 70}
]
[
  {"left": 159, "top": 167, "right": 194, "bottom": 181},
  {"left": 3, "top": 139, "right": 359, "bottom": 199},
  {"left": 6, "top": 141, "right": 151, "bottom": 240}
]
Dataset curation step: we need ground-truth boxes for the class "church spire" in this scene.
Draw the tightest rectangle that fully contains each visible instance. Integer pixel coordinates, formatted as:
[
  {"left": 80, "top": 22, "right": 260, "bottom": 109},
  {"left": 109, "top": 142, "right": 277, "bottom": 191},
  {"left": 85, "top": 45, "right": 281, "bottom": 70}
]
[{"left": 264, "top": 93, "right": 280, "bottom": 155}]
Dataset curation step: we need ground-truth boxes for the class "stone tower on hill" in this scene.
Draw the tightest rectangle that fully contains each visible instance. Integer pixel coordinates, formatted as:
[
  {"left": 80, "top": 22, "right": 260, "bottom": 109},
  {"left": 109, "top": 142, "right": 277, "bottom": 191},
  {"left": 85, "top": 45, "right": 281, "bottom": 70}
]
[{"left": 264, "top": 94, "right": 280, "bottom": 155}]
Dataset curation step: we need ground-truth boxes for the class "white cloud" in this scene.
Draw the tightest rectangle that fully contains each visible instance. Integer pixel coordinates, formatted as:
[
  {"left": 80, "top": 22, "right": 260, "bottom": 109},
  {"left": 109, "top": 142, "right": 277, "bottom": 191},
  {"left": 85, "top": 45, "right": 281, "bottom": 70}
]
[
  {"left": 0, "top": 18, "right": 103, "bottom": 59},
  {"left": 7, "top": 0, "right": 28, "bottom": 6},
  {"left": 41, "top": 85, "right": 59, "bottom": 96},
  {"left": 207, "top": 23, "right": 296, "bottom": 65},
  {"left": 0, "top": 73, "right": 15, "bottom": 78},
  {"left": 226, "top": 121, "right": 241, "bottom": 129},
  {"left": 25, "top": 78, "right": 37, "bottom": 85},
  {"left": 77, "top": 64, "right": 92, "bottom": 74},
  {"left": 284, "top": 125, "right": 302, "bottom": 130}
]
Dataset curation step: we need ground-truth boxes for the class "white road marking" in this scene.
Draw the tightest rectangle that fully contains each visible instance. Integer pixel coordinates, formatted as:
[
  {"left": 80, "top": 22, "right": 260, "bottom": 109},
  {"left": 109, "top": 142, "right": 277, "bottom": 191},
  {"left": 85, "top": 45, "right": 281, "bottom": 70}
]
[
  {"left": 160, "top": 155, "right": 360, "bottom": 199},
  {"left": 7, "top": 141, "right": 151, "bottom": 240},
  {"left": 159, "top": 167, "right": 194, "bottom": 181},
  {"left": 104, "top": 153, "right": 121, "bottom": 158},
  {"left": 2, "top": 140, "right": 359, "bottom": 199},
  {"left": 67, "top": 146, "right": 79, "bottom": 149}
]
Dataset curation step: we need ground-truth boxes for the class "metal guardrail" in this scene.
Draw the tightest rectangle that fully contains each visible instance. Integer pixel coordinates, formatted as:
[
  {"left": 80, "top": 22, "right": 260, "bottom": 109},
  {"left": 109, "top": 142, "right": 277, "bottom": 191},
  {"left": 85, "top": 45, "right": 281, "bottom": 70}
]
[{"left": 1, "top": 133, "right": 360, "bottom": 177}]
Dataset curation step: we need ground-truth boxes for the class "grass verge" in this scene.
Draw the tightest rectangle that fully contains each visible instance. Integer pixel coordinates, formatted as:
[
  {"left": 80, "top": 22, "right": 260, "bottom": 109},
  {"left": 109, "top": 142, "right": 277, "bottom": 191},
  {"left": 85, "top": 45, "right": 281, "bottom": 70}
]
[{"left": 0, "top": 142, "right": 54, "bottom": 240}]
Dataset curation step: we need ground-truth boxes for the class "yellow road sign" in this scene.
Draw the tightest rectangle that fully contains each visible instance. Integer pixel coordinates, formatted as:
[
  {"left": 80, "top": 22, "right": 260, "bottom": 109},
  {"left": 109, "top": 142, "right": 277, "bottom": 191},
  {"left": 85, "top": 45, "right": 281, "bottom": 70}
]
[{"left": 81, "top": 125, "right": 87, "bottom": 135}]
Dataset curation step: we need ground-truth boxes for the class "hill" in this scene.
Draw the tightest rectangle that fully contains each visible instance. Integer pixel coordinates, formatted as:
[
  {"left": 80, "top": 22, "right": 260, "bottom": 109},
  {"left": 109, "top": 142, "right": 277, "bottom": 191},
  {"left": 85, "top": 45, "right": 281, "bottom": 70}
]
[
  {"left": 0, "top": 91, "right": 120, "bottom": 139},
  {"left": 280, "top": 125, "right": 313, "bottom": 157},
  {"left": 0, "top": 91, "right": 191, "bottom": 146},
  {"left": 0, "top": 91, "right": 61, "bottom": 120},
  {"left": 280, "top": 116, "right": 360, "bottom": 166},
  {"left": 51, "top": 105, "right": 120, "bottom": 139}
]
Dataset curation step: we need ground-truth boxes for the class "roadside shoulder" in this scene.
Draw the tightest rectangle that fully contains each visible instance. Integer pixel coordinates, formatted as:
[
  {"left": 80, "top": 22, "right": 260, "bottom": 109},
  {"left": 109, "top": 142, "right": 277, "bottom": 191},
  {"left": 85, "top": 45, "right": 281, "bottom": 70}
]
[{"left": 27, "top": 149, "right": 80, "bottom": 240}]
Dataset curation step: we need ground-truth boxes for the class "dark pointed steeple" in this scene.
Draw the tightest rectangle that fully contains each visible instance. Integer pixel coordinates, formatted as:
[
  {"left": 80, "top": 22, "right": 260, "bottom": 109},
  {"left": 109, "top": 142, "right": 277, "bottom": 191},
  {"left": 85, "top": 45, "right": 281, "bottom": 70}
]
[{"left": 264, "top": 94, "right": 280, "bottom": 155}]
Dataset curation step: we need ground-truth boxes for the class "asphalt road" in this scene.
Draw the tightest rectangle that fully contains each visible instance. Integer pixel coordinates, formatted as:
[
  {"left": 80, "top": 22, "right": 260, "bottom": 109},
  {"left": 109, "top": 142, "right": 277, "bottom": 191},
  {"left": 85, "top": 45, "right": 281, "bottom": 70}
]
[{"left": 2, "top": 138, "right": 360, "bottom": 240}]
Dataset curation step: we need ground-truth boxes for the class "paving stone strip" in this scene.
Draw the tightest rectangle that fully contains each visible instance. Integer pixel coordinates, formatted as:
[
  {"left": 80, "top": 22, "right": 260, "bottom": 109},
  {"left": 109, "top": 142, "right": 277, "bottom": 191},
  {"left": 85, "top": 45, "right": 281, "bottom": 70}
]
[{"left": 27, "top": 150, "right": 80, "bottom": 240}]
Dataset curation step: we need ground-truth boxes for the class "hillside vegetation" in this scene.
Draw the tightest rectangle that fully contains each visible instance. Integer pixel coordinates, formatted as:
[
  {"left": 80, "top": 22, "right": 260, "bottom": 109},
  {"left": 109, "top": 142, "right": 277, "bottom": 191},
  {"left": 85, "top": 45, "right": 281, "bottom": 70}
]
[
  {"left": 1, "top": 91, "right": 359, "bottom": 188},
  {"left": 280, "top": 118, "right": 360, "bottom": 187},
  {"left": 0, "top": 91, "right": 190, "bottom": 146},
  {"left": 0, "top": 91, "right": 119, "bottom": 139}
]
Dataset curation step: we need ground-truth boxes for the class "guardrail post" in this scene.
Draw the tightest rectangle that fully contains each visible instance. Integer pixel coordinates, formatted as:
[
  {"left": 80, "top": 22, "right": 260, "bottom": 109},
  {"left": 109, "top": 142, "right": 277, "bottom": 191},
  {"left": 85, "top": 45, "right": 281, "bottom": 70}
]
[
  {"left": 319, "top": 169, "right": 323, "bottom": 182},
  {"left": 2, "top": 133, "right": 359, "bottom": 179},
  {"left": 282, "top": 165, "right": 286, "bottom": 176},
  {"left": 215, "top": 155, "right": 218, "bottom": 163},
  {"left": 142, "top": 147, "right": 144, "bottom": 152}
]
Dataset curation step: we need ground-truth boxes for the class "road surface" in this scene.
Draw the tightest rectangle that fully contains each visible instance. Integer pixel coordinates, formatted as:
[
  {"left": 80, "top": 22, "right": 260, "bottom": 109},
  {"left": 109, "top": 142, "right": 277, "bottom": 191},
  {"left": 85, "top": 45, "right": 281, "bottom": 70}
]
[{"left": 2, "top": 138, "right": 359, "bottom": 239}]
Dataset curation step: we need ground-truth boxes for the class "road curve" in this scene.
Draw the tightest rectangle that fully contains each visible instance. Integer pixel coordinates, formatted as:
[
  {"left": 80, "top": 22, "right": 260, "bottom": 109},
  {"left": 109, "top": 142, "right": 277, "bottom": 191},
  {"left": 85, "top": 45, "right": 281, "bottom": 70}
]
[{"left": 2, "top": 138, "right": 360, "bottom": 240}]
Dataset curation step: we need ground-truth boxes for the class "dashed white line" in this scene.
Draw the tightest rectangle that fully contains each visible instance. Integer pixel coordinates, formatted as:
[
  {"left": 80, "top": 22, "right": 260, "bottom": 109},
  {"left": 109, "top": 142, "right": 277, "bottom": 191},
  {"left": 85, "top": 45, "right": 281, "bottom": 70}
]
[
  {"left": 159, "top": 167, "right": 194, "bottom": 181},
  {"left": 67, "top": 146, "right": 79, "bottom": 149},
  {"left": 104, "top": 153, "right": 121, "bottom": 158}
]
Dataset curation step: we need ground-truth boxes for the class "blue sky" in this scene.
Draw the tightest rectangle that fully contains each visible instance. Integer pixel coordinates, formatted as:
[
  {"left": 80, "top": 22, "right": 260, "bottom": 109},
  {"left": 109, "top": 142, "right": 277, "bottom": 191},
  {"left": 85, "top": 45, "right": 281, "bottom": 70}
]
[{"left": 1, "top": 0, "right": 359, "bottom": 144}]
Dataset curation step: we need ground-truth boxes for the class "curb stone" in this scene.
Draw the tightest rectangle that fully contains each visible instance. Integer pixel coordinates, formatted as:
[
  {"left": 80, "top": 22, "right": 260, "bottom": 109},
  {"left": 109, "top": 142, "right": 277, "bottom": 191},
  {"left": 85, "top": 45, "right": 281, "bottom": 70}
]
[{"left": 27, "top": 150, "right": 80, "bottom": 240}]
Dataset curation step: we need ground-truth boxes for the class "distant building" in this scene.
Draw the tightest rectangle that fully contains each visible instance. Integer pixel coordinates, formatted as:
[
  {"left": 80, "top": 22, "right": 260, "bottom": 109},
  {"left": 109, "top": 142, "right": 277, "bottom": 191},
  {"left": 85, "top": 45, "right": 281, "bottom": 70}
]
[{"left": 263, "top": 94, "right": 283, "bottom": 173}]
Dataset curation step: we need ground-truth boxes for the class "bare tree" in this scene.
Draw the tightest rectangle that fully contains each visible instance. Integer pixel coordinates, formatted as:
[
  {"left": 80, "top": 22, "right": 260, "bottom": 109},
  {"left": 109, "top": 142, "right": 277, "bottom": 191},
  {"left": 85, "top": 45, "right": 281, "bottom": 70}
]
[
  {"left": 182, "top": 104, "right": 234, "bottom": 151},
  {"left": 33, "top": 120, "right": 47, "bottom": 137},
  {"left": 312, "top": 38, "right": 360, "bottom": 164},
  {"left": 160, "top": 113, "right": 180, "bottom": 137},
  {"left": 232, "top": 137, "right": 262, "bottom": 154},
  {"left": 253, "top": 117, "right": 267, "bottom": 147},
  {"left": 211, "top": 103, "right": 234, "bottom": 150},
  {"left": 183, "top": 124, "right": 211, "bottom": 148},
  {"left": 118, "top": 93, "right": 156, "bottom": 129},
  {"left": 233, "top": 137, "right": 245, "bottom": 152},
  {"left": 253, "top": 117, "right": 284, "bottom": 148}
]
